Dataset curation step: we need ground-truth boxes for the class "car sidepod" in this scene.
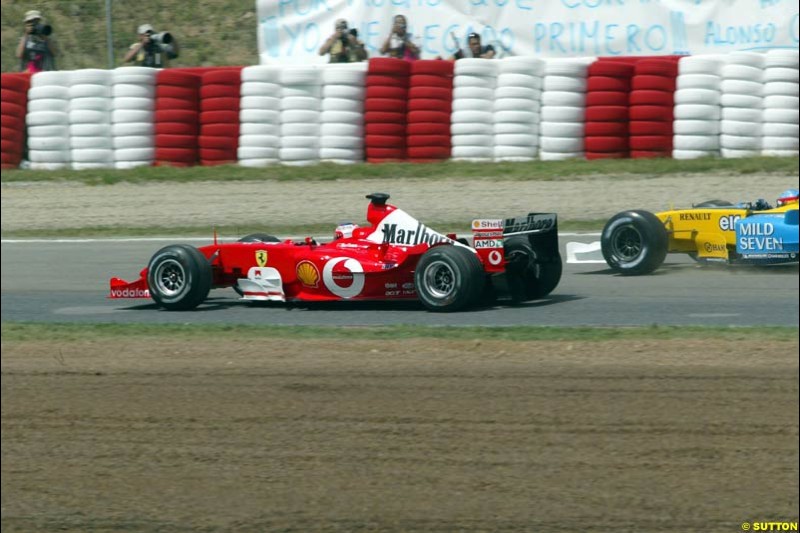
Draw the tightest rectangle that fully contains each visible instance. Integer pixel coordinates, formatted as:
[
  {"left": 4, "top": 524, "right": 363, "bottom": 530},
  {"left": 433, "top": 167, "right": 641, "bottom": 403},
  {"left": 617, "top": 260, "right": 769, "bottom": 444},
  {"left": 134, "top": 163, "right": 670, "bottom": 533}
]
[{"left": 735, "top": 209, "right": 799, "bottom": 264}]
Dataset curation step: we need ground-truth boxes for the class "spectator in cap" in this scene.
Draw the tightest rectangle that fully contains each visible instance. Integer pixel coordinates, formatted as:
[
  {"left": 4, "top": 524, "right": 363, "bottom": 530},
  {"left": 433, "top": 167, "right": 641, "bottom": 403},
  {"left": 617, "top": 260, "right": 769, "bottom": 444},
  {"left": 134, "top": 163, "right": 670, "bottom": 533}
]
[
  {"left": 451, "top": 32, "right": 495, "bottom": 60},
  {"left": 319, "top": 19, "right": 367, "bottom": 63},
  {"left": 123, "top": 23, "right": 180, "bottom": 67},
  {"left": 16, "top": 10, "right": 58, "bottom": 73}
]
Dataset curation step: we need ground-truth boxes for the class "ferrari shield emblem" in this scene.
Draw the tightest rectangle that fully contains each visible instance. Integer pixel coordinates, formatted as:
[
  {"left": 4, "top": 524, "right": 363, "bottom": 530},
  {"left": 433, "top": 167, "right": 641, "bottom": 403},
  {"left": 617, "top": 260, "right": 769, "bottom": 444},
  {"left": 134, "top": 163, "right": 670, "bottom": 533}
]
[{"left": 255, "top": 250, "right": 268, "bottom": 267}]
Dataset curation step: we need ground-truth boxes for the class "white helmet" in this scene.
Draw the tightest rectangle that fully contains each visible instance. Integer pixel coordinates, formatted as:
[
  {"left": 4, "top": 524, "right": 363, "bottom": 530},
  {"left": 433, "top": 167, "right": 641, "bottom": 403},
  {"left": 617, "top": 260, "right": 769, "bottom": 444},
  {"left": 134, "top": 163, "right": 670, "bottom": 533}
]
[{"left": 334, "top": 222, "right": 359, "bottom": 240}]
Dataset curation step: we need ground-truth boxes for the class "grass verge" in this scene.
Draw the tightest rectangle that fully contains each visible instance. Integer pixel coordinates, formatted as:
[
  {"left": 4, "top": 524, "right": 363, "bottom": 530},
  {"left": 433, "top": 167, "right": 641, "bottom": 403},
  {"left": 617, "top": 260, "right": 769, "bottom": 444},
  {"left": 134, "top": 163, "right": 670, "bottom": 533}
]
[
  {"left": 3, "top": 156, "right": 797, "bottom": 185},
  {"left": 2, "top": 322, "right": 797, "bottom": 343}
]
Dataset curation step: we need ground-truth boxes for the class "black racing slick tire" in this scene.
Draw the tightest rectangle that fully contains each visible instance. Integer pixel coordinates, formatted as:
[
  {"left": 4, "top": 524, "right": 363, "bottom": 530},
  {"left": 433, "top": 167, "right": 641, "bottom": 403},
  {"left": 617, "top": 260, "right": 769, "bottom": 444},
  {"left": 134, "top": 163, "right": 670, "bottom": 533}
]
[
  {"left": 147, "top": 244, "right": 212, "bottom": 310},
  {"left": 601, "top": 210, "right": 669, "bottom": 275},
  {"left": 238, "top": 233, "right": 280, "bottom": 243},
  {"left": 504, "top": 236, "right": 563, "bottom": 303},
  {"left": 415, "top": 245, "right": 484, "bottom": 312}
]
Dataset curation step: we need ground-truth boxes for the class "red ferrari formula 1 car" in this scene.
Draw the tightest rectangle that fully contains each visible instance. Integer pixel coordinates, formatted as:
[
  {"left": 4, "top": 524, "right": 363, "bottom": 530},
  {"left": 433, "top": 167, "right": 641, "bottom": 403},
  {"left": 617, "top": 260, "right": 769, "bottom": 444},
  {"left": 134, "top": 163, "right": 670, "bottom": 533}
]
[{"left": 109, "top": 193, "right": 562, "bottom": 312}]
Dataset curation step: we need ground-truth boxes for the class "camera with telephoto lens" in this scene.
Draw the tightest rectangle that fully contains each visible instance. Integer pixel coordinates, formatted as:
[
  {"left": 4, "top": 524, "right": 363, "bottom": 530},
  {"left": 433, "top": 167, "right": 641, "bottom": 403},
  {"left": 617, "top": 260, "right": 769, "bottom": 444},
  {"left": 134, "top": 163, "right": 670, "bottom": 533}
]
[
  {"left": 32, "top": 22, "right": 52, "bottom": 36},
  {"left": 149, "top": 31, "right": 173, "bottom": 45}
]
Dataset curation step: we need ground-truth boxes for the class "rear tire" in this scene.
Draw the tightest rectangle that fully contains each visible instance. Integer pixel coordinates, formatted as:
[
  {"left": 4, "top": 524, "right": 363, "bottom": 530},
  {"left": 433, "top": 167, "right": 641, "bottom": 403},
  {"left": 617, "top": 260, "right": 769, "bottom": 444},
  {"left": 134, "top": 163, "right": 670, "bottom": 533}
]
[
  {"left": 504, "top": 236, "right": 563, "bottom": 302},
  {"left": 415, "top": 245, "right": 484, "bottom": 312},
  {"left": 147, "top": 245, "right": 212, "bottom": 310},
  {"left": 601, "top": 210, "right": 668, "bottom": 275}
]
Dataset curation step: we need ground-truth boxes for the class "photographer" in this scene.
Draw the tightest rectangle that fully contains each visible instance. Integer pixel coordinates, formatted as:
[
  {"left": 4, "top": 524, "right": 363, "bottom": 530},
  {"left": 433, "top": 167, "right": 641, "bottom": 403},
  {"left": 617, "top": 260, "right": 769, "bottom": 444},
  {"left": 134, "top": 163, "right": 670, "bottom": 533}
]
[
  {"left": 15, "top": 10, "right": 58, "bottom": 73},
  {"left": 123, "top": 23, "right": 179, "bottom": 68},
  {"left": 380, "top": 15, "right": 419, "bottom": 61},
  {"left": 451, "top": 32, "right": 496, "bottom": 60},
  {"left": 319, "top": 19, "right": 367, "bottom": 63}
]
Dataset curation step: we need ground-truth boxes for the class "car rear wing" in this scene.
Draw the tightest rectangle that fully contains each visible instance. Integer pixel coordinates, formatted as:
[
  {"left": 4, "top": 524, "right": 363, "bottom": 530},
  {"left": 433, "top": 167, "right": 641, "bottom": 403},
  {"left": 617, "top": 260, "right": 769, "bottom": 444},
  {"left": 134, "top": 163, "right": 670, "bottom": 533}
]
[{"left": 472, "top": 213, "right": 559, "bottom": 273}]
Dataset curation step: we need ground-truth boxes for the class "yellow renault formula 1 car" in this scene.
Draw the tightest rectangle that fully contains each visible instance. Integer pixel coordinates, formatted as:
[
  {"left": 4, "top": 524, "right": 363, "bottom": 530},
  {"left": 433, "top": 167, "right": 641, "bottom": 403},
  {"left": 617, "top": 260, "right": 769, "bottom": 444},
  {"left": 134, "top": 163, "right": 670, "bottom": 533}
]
[{"left": 601, "top": 189, "right": 800, "bottom": 275}]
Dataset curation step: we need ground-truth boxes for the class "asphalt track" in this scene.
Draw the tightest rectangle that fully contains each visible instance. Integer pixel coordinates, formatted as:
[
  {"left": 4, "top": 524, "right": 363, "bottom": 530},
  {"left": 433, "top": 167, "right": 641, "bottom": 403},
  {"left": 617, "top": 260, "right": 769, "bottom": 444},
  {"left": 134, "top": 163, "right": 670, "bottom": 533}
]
[{"left": 2, "top": 235, "right": 798, "bottom": 327}]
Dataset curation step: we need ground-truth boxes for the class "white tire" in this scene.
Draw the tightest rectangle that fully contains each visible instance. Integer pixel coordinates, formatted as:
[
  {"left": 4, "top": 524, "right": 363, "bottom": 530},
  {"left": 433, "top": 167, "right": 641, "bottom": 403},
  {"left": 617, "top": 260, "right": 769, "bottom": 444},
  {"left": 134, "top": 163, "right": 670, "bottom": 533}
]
[
  {"left": 493, "top": 145, "right": 537, "bottom": 158},
  {"left": 320, "top": 123, "right": 363, "bottom": 137},
  {"left": 451, "top": 134, "right": 493, "bottom": 147},
  {"left": 238, "top": 146, "right": 280, "bottom": 159},
  {"left": 763, "top": 68, "right": 799, "bottom": 83},
  {"left": 319, "top": 148, "right": 364, "bottom": 160},
  {"left": 280, "top": 109, "right": 319, "bottom": 124},
  {"left": 112, "top": 75, "right": 157, "bottom": 86},
  {"left": 452, "top": 86, "right": 494, "bottom": 100},
  {"left": 71, "top": 148, "right": 114, "bottom": 162},
  {"left": 319, "top": 136, "right": 363, "bottom": 150},
  {"left": 31, "top": 71, "right": 70, "bottom": 87},
  {"left": 451, "top": 146, "right": 494, "bottom": 159},
  {"left": 720, "top": 94, "right": 762, "bottom": 108},
  {"left": 242, "top": 65, "right": 282, "bottom": 83},
  {"left": 281, "top": 123, "right": 320, "bottom": 136},
  {"left": 69, "top": 109, "right": 110, "bottom": 124},
  {"left": 280, "top": 96, "right": 320, "bottom": 111},
  {"left": 112, "top": 96, "right": 155, "bottom": 111},
  {"left": 540, "top": 106, "right": 584, "bottom": 122},
  {"left": 111, "top": 122, "right": 153, "bottom": 136},
  {"left": 240, "top": 81, "right": 281, "bottom": 97},
  {"left": 721, "top": 64, "right": 763, "bottom": 82},
  {"left": 28, "top": 125, "right": 68, "bottom": 137},
  {"left": 71, "top": 136, "right": 112, "bottom": 149},
  {"left": 28, "top": 85, "right": 69, "bottom": 100},
  {"left": 321, "top": 98, "right": 362, "bottom": 113},
  {"left": 543, "top": 76, "right": 587, "bottom": 93},
  {"left": 679, "top": 56, "right": 723, "bottom": 76},
  {"left": 320, "top": 110, "right": 362, "bottom": 125},
  {"left": 238, "top": 158, "right": 279, "bottom": 167},
  {"left": 28, "top": 149, "right": 69, "bottom": 163},
  {"left": 495, "top": 86, "right": 540, "bottom": 100},
  {"left": 281, "top": 85, "right": 322, "bottom": 98},
  {"left": 761, "top": 122, "right": 799, "bottom": 137},
  {"left": 112, "top": 84, "right": 155, "bottom": 98},
  {"left": 672, "top": 149, "right": 718, "bottom": 159},
  {"left": 240, "top": 109, "right": 280, "bottom": 124},
  {"left": 720, "top": 134, "right": 761, "bottom": 150},
  {"left": 544, "top": 59, "right": 589, "bottom": 77},
  {"left": 541, "top": 91, "right": 584, "bottom": 106},
  {"left": 71, "top": 123, "right": 111, "bottom": 136},
  {"left": 240, "top": 123, "right": 280, "bottom": 136},
  {"left": 240, "top": 96, "right": 280, "bottom": 110},
  {"left": 677, "top": 74, "right": 721, "bottom": 90},
  {"left": 280, "top": 67, "right": 320, "bottom": 86},
  {"left": 539, "top": 150, "right": 584, "bottom": 161},
  {"left": 673, "top": 135, "right": 719, "bottom": 151},
  {"left": 454, "top": 58, "right": 498, "bottom": 77},
  {"left": 114, "top": 66, "right": 158, "bottom": 77},
  {"left": 451, "top": 110, "right": 492, "bottom": 124},
  {"left": 540, "top": 121, "right": 583, "bottom": 137},
  {"left": 453, "top": 75, "right": 495, "bottom": 89},
  {"left": 674, "top": 104, "right": 721, "bottom": 120},
  {"left": 494, "top": 122, "right": 538, "bottom": 135},
  {"left": 451, "top": 122, "right": 492, "bottom": 135},
  {"left": 762, "top": 149, "right": 799, "bottom": 157},
  {"left": 279, "top": 147, "right": 319, "bottom": 161},
  {"left": 720, "top": 79, "right": 763, "bottom": 96},
  {"left": 721, "top": 107, "right": 762, "bottom": 122},
  {"left": 69, "top": 84, "right": 111, "bottom": 98},
  {"left": 72, "top": 162, "right": 113, "bottom": 170},
  {"left": 540, "top": 136, "right": 583, "bottom": 152},
  {"left": 280, "top": 136, "right": 319, "bottom": 149},
  {"left": 112, "top": 109, "right": 152, "bottom": 123},
  {"left": 30, "top": 162, "right": 69, "bottom": 170},
  {"left": 28, "top": 137, "right": 69, "bottom": 151},
  {"left": 70, "top": 69, "right": 112, "bottom": 85},
  {"left": 239, "top": 134, "right": 280, "bottom": 148},
  {"left": 493, "top": 110, "right": 539, "bottom": 124},
  {"left": 721, "top": 148, "right": 760, "bottom": 158},
  {"left": 673, "top": 119, "right": 720, "bottom": 135},
  {"left": 26, "top": 111, "right": 68, "bottom": 126},
  {"left": 727, "top": 51, "right": 765, "bottom": 68},
  {"left": 763, "top": 108, "right": 799, "bottom": 124},
  {"left": 321, "top": 68, "right": 366, "bottom": 86},
  {"left": 498, "top": 56, "right": 545, "bottom": 76},
  {"left": 765, "top": 49, "right": 800, "bottom": 69},
  {"left": 114, "top": 161, "right": 152, "bottom": 169},
  {"left": 322, "top": 85, "right": 365, "bottom": 100},
  {"left": 28, "top": 98, "right": 69, "bottom": 113},
  {"left": 69, "top": 97, "right": 111, "bottom": 112},
  {"left": 496, "top": 73, "right": 542, "bottom": 89},
  {"left": 113, "top": 135, "right": 153, "bottom": 149},
  {"left": 761, "top": 136, "right": 800, "bottom": 150},
  {"left": 494, "top": 133, "right": 537, "bottom": 147},
  {"left": 114, "top": 147, "right": 155, "bottom": 161},
  {"left": 763, "top": 81, "right": 800, "bottom": 97},
  {"left": 764, "top": 95, "right": 799, "bottom": 110},
  {"left": 453, "top": 98, "right": 494, "bottom": 113},
  {"left": 674, "top": 88, "right": 720, "bottom": 105}
]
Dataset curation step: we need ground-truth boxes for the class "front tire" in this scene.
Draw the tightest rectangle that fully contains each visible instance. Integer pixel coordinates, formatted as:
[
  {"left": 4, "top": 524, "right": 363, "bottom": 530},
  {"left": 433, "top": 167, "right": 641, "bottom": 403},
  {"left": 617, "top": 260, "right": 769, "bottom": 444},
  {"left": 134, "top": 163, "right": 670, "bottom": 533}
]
[
  {"left": 147, "top": 244, "right": 212, "bottom": 310},
  {"left": 415, "top": 245, "right": 484, "bottom": 312},
  {"left": 601, "top": 210, "right": 668, "bottom": 275}
]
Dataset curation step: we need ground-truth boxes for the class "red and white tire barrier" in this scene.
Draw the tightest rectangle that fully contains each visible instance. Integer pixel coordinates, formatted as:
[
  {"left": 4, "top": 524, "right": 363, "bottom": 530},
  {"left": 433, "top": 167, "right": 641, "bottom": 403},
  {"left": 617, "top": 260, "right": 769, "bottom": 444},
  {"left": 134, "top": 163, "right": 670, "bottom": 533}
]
[
  {"left": 321, "top": 63, "right": 366, "bottom": 164},
  {"left": 69, "top": 69, "right": 113, "bottom": 169},
  {"left": 584, "top": 60, "right": 633, "bottom": 160},
  {"left": 280, "top": 66, "right": 321, "bottom": 166},
  {"left": 761, "top": 49, "right": 799, "bottom": 157},
  {"left": 111, "top": 67, "right": 157, "bottom": 169},
  {"left": 628, "top": 58, "right": 680, "bottom": 158},
  {"left": 238, "top": 65, "right": 281, "bottom": 167},
  {"left": 407, "top": 60, "right": 453, "bottom": 163},
  {"left": 155, "top": 69, "right": 201, "bottom": 167},
  {"left": 539, "top": 58, "right": 591, "bottom": 161},
  {"left": 673, "top": 55, "right": 724, "bottom": 159},
  {"left": 27, "top": 71, "right": 71, "bottom": 170},
  {"left": 452, "top": 58, "right": 497, "bottom": 162},
  {"left": 199, "top": 68, "right": 242, "bottom": 166},
  {"left": 365, "top": 58, "right": 410, "bottom": 163},
  {"left": 493, "top": 57, "right": 543, "bottom": 162},
  {"left": 1, "top": 73, "right": 30, "bottom": 169}
]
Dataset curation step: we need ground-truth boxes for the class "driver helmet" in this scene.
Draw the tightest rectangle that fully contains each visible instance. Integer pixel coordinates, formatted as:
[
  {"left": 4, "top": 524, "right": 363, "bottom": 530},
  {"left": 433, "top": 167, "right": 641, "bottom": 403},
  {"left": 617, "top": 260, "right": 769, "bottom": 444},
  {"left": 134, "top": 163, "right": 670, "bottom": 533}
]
[
  {"left": 334, "top": 222, "right": 359, "bottom": 240},
  {"left": 776, "top": 189, "right": 799, "bottom": 207}
]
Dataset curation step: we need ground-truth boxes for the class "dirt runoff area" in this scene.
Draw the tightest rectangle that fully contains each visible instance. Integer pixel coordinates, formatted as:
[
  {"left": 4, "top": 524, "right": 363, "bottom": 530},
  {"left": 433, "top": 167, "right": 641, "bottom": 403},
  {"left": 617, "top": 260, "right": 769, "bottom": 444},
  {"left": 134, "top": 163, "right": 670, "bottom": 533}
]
[
  {"left": 2, "top": 174, "right": 798, "bottom": 232},
  {"left": 2, "top": 336, "right": 798, "bottom": 532}
]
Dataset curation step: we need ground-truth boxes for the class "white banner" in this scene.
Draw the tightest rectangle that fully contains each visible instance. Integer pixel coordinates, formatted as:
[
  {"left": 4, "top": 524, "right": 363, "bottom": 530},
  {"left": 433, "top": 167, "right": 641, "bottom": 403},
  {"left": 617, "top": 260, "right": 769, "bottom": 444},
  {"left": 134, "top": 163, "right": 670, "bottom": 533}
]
[{"left": 256, "top": 0, "right": 798, "bottom": 64}]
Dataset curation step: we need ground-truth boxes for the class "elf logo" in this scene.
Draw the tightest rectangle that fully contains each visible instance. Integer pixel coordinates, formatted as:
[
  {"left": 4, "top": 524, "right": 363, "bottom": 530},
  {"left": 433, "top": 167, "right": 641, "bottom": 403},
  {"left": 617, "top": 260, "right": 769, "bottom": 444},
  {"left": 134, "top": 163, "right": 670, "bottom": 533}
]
[{"left": 719, "top": 215, "right": 741, "bottom": 232}]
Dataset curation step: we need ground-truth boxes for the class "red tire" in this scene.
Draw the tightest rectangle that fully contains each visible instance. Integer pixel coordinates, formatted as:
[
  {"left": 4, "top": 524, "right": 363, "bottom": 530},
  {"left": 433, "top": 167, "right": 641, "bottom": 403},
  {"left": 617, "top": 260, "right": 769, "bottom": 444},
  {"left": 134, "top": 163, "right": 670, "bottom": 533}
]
[
  {"left": 1, "top": 126, "right": 24, "bottom": 142},
  {"left": 628, "top": 105, "right": 672, "bottom": 121},
  {"left": 366, "top": 86, "right": 407, "bottom": 100},
  {"left": 1, "top": 151, "right": 22, "bottom": 165},
  {"left": 406, "top": 122, "right": 450, "bottom": 136},
  {"left": 407, "top": 110, "right": 450, "bottom": 124},
  {"left": 1, "top": 102, "right": 24, "bottom": 117},
  {"left": 156, "top": 134, "right": 198, "bottom": 148},
  {"left": 155, "top": 109, "right": 199, "bottom": 123},
  {"left": 199, "top": 110, "right": 239, "bottom": 124},
  {"left": 0, "top": 74, "right": 30, "bottom": 92},
  {"left": 365, "top": 134, "right": 405, "bottom": 148},
  {"left": 408, "top": 86, "right": 452, "bottom": 100},
  {"left": 201, "top": 123, "right": 239, "bottom": 137},
  {"left": 365, "top": 98, "right": 408, "bottom": 113},
  {"left": 631, "top": 74, "right": 675, "bottom": 91},
  {"left": 365, "top": 123, "right": 406, "bottom": 136},
  {"left": 408, "top": 98, "right": 452, "bottom": 113},
  {"left": 635, "top": 59, "right": 679, "bottom": 77},
  {"left": 155, "top": 147, "right": 198, "bottom": 163},
  {"left": 409, "top": 74, "right": 452, "bottom": 89},
  {"left": 1, "top": 139, "right": 22, "bottom": 154},
  {"left": 201, "top": 96, "right": 241, "bottom": 112},
  {"left": 364, "top": 111, "right": 406, "bottom": 124},
  {"left": 411, "top": 60, "right": 454, "bottom": 77},
  {"left": 629, "top": 121, "right": 672, "bottom": 136},
  {"left": 199, "top": 135, "right": 238, "bottom": 150},
  {"left": 156, "top": 97, "right": 199, "bottom": 111},
  {"left": 629, "top": 135, "right": 673, "bottom": 151},
  {"left": 365, "top": 74, "right": 409, "bottom": 87},
  {"left": 406, "top": 134, "right": 451, "bottom": 147},
  {"left": 585, "top": 91, "right": 628, "bottom": 107},
  {"left": 587, "top": 76, "right": 630, "bottom": 92},
  {"left": 156, "top": 122, "right": 198, "bottom": 135},
  {"left": 586, "top": 151, "right": 628, "bottom": 160},
  {"left": 156, "top": 85, "right": 199, "bottom": 99},
  {"left": 1, "top": 89, "right": 26, "bottom": 107},
  {"left": 584, "top": 122, "right": 629, "bottom": 136},
  {"left": 587, "top": 62, "right": 634, "bottom": 78},
  {"left": 0, "top": 115, "right": 24, "bottom": 131},
  {"left": 584, "top": 136, "right": 629, "bottom": 152},
  {"left": 630, "top": 149, "right": 670, "bottom": 159},
  {"left": 368, "top": 57, "right": 411, "bottom": 76},
  {"left": 407, "top": 146, "right": 450, "bottom": 159},
  {"left": 202, "top": 69, "right": 242, "bottom": 85},
  {"left": 157, "top": 70, "right": 201, "bottom": 86},
  {"left": 629, "top": 90, "right": 673, "bottom": 106},
  {"left": 199, "top": 147, "right": 237, "bottom": 160},
  {"left": 366, "top": 146, "right": 406, "bottom": 159},
  {"left": 200, "top": 84, "right": 240, "bottom": 99},
  {"left": 584, "top": 106, "right": 628, "bottom": 122}
]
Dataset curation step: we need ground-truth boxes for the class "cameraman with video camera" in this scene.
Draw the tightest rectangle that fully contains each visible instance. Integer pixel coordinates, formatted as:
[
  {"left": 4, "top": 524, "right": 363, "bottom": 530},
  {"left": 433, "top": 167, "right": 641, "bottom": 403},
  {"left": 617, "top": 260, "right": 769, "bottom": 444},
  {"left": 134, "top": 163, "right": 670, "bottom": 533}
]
[
  {"left": 16, "top": 10, "right": 58, "bottom": 73},
  {"left": 123, "top": 23, "right": 179, "bottom": 68},
  {"left": 319, "top": 19, "right": 367, "bottom": 63}
]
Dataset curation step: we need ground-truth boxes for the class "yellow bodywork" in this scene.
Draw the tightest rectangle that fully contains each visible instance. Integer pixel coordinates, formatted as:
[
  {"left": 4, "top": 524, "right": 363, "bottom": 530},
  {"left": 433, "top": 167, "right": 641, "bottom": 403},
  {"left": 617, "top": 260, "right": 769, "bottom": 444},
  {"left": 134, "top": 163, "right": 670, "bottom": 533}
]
[{"left": 656, "top": 203, "right": 798, "bottom": 260}]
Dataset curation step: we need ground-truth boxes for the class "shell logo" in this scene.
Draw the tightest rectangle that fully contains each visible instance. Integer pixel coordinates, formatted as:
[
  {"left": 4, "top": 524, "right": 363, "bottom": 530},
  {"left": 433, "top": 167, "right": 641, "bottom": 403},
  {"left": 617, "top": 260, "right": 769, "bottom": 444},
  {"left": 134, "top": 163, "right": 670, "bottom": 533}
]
[
  {"left": 296, "top": 260, "right": 320, "bottom": 288},
  {"left": 472, "top": 220, "right": 481, "bottom": 229}
]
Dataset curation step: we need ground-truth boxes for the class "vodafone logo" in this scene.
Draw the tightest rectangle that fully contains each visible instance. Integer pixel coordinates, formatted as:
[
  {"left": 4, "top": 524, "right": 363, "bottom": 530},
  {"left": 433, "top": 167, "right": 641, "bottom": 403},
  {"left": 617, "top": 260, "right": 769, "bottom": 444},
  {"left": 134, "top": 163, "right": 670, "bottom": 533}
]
[
  {"left": 488, "top": 250, "right": 503, "bottom": 265},
  {"left": 110, "top": 288, "right": 150, "bottom": 298},
  {"left": 322, "top": 257, "right": 365, "bottom": 298}
]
